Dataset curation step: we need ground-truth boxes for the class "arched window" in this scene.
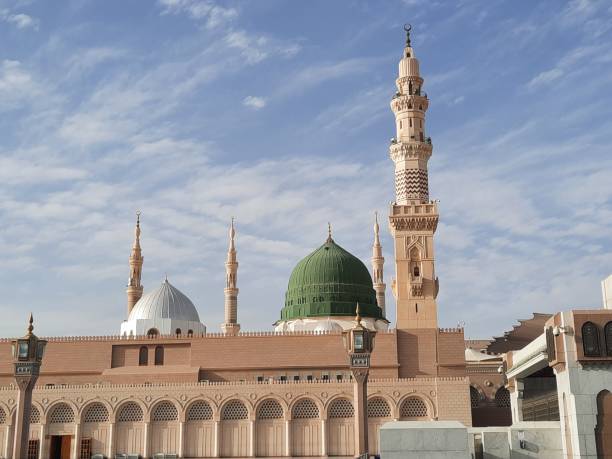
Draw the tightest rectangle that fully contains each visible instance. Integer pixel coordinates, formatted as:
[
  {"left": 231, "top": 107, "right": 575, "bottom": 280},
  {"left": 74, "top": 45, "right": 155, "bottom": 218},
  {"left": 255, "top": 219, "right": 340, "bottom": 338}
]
[
  {"left": 367, "top": 398, "right": 391, "bottom": 418},
  {"left": 582, "top": 321, "right": 601, "bottom": 357},
  {"left": 495, "top": 388, "right": 511, "bottom": 408},
  {"left": 147, "top": 328, "right": 158, "bottom": 338},
  {"left": 400, "top": 397, "right": 428, "bottom": 419},
  {"left": 257, "top": 399, "right": 284, "bottom": 419},
  {"left": 328, "top": 399, "right": 354, "bottom": 418},
  {"left": 187, "top": 329, "right": 193, "bottom": 337},
  {"left": 138, "top": 346, "right": 148, "bottom": 366},
  {"left": 221, "top": 400, "right": 248, "bottom": 420},
  {"left": 187, "top": 401, "right": 213, "bottom": 421},
  {"left": 48, "top": 403, "right": 75, "bottom": 424},
  {"left": 30, "top": 406, "right": 40, "bottom": 424},
  {"left": 82, "top": 403, "right": 109, "bottom": 423},
  {"left": 470, "top": 387, "right": 480, "bottom": 408},
  {"left": 0, "top": 407, "right": 6, "bottom": 424},
  {"left": 413, "top": 266, "right": 420, "bottom": 278},
  {"left": 175, "top": 328, "right": 182, "bottom": 336},
  {"left": 292, "top": 398, "right": 319, "bottom": 419},
  {"left": 152, "top": 401, "right": 178, "bottom": 421},
  {"left": 604, "top": 321, "right": 612, "bottom": 356},
  {"left": 117, "top": 402, "right": 143, "bottom": 422},
  {"left": 154, "top": 346, "right": 164, "bottom": 365}
]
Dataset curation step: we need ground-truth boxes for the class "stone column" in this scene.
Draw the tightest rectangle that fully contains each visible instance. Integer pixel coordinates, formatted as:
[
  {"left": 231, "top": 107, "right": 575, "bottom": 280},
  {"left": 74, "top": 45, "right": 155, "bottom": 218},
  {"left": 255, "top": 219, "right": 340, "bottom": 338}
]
[
  {"left": 12, "top": 382, "right": 34, "bottom": 459},
  {"left": 143, "top": 421, "right": 150, "bottom": 458},
  {"left": 4, "top": 424, "right": 12, "bottom": 459},
  {"left": 71, "top": 423, "right": 81, "bottom": 459},
  {"left": 321, "top": 418, "right": 327, "bottom": 457},
  {"left": 284, "top": 419, "right": 291, "bottom": 457},
  {"left": 353, "top": 370, "right": 369, "bottom": 456},
  {"left": 213, "top": 420, "right": 220, "bottom": 458},
  {"left": 107, "top": 422, "right": 115, "bottom": 459},
  {"left": 248, "top": 420, "right": 255, "bottom": 457},
  {"left": 37, "top": 424, "right": 45, "bottom": 459},
  {"left": 178, "top": 420, "right": 185, "bottom": 458}
]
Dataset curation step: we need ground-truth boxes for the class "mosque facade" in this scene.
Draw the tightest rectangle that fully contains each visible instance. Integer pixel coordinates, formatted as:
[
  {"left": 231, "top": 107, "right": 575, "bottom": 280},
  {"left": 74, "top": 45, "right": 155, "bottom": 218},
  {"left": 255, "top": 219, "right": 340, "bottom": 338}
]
[{"left": 0, "top": 29, "right": 513, "bottom": 459}]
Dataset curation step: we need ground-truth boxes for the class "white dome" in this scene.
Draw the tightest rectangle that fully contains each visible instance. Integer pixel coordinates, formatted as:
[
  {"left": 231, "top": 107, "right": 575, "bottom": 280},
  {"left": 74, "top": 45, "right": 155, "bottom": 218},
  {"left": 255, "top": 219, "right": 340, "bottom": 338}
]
[
  {"left": 129, "top": 279, "right": 200, "bottom": 322},
  {"left": 314, "top": 320, "right": 343, "bottom": 333}
]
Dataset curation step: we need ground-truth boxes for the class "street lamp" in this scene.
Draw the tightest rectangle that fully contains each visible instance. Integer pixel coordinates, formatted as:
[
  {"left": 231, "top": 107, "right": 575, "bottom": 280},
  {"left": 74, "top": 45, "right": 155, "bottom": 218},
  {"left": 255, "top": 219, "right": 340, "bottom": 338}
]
[
  {"left": 11, "top": 314, "right": 46, "bottom": 459},
  {"left": 343, "top": 304, "right": 376, "bottom": 458}
]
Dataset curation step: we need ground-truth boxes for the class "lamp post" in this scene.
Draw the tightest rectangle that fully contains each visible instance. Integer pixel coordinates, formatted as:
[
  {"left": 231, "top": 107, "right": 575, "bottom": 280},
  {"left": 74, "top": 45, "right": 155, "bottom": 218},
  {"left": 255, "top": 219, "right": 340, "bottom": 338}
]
[
  {"left": 343, "top": 304, "right": 376, "bottom": 458},
  {"left": 11, "top": 314, "right": 46, "bottom": 459}
]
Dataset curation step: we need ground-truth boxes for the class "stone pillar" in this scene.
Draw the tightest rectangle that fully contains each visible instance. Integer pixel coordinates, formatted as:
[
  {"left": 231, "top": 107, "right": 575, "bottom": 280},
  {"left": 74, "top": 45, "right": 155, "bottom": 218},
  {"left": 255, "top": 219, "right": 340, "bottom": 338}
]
[
  {"left": 71, "top": 423, "right": 81, "bottom": 459},
  {"left": 511, "top": 380, "right": 524, "bottom": 423},
  {"left": 4, "top": 424, "right": 12, "bottom": 459},
  {"left": 107, "top": 422, "right": 115, "bottom": 459},
  {"left": 321, "top": 418, "right": 327, "bottom": 457},
  {"left": 37, "top": 424, "right": 45, "bottom": 459},
  {"left": 284, "top": 419, "right": 291, "bottom": 457},
  {"left": 12, "top": 384, "right": 33, "bottom": 459},
  {"left": 143, "top": 421, "right": 150, "bottom": 458},
  {"left": 353, "top": 370, "right": 369, "bottom": 456},
  {"left": 248, "top": 420, "right": 255, "bottom": 457},
  {"left": 213, "top": 420, "right": 220, "bottom": 458},
  {"left": 178, "top": 420, "right": 185, "bottom": 458}
]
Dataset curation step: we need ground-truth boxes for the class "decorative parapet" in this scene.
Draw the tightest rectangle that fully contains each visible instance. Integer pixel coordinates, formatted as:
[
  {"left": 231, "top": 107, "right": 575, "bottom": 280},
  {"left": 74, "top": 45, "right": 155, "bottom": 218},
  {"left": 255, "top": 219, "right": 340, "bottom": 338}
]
[
  {"left": 389, "top": 202, "right": 439, "bottom": 232},
  {"left": 389, "top": 141, "right": 432, "bottom": 162}
]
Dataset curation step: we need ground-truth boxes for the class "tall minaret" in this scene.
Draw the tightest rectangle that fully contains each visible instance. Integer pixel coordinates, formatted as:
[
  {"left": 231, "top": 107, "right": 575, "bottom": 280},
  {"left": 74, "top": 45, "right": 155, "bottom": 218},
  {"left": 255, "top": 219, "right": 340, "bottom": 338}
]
[
  {"left": 126, "top": 212, "right": 144, "bottom": 316},
  {"left": 389, "top": 25, "right": 439, "bottom": 329},
  {"left": 371, "top": 212, "right": 386, "bottom": 317},
  {"left": 221, "top": 218, "right": 240, "bottom": 335}
]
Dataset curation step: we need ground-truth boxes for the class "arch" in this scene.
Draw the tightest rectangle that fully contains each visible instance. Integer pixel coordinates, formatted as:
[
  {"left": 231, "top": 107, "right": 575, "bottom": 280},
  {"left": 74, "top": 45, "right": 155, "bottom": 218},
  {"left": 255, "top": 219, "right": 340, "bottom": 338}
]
[
  {"left": 0, "top": 406, "right": 6, "bottom": 424},
  {"left": 138, "top": 346, "right": 148, "bottom": 366},
  {"left": 367, "top": 397, "right": 392, "bottom": 418},
  {"left": 116, "top": 401, "right": 144, "bottom": 423},
  {"left": 495, "top": 387, "right": 511, "bottom": 408},
  {"left": 30, "top": 404, "right": 42, "bottom": 424},
  {"left": 185, "top": 399, "right": 215, "bottom": 458},
  {"left": 187, "top": 329, "right": 193, "bottom": 337},
  {"left": 82, "top": 402, "right": 110, "bottom": 423},
  {"left": 114, "top": 401, "right": 145, "bottom": 457},
  {"left": 328, "top": 398, "right": 354, "bottom": 418},
  {"left": 596, "top": 390, "right": 612, "bottom": 457},
  {"left": 367, "top": 397, "right": 392, "bottom": 456},
  {"left": 256, "top": 398, "right": 284, "bottom": 420},
  {"left": 154, "top": 345, "right": 164, "bottom": 365},
  {"left": 605, "top": 321, "right": 612, "bottom": 356},
  {"left": 582, "top": 321, "right": 601, "bottom": 356},
  {"left": 47, "top": 401, "right": 76, "bottom": 424},
  {"left": 399, "top": 396, "right": 429, "bottom": 420},
  {"left": 186, "top": 400, "right": 214, "bottom": 421},
  {"left": 151, "top": 400, "right": 179, "bottom": 421},
  {"left": 291, "top": 397, "right": 322, "bottom": 457},
  {"left": 220, "top": 399, "right": 250, "bottom": 457},
  {"left": 327, "top": 398, "right": 355, "bottom": 456}
]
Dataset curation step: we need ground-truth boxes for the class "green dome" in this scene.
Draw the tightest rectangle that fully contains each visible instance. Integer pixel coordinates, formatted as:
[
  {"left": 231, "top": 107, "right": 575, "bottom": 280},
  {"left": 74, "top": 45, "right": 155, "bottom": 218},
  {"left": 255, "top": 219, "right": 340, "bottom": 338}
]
[{"left": 280, "top": 237, "right": 383, "bottom": 321}]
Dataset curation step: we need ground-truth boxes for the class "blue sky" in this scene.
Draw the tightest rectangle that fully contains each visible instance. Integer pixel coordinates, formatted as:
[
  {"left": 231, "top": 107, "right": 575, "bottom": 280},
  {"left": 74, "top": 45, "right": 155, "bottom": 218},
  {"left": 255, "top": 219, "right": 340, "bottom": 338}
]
[{"left": 1, "top": 0, "right": 611, "bottom": 340}]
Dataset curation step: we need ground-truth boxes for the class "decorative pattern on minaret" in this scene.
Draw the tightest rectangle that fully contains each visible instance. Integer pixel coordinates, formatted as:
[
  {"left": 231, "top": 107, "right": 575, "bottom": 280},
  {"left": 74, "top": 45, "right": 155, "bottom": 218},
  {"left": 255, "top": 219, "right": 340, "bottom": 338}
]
[
  {"left": 389, "top": 26, "right": 440, "bottom": 329},
  {"left": 221, "top": 218, "right": 240, "bottom": 335},
  {"left": 371, "top": 212, "right": 386, "bottom": 317},
  {"left": 126, "top": 212, "right": 144, "bottom": 317}
]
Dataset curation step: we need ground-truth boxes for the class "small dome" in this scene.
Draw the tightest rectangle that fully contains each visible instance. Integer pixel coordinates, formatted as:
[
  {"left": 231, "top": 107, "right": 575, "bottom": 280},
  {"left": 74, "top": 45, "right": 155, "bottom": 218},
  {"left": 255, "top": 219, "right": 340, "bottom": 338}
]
[
  {"left": 129, "top": 279, "right": 200, "bottom": 322},
  {"left": 280, "top": 237, "right": 382, "bottom": 322}
]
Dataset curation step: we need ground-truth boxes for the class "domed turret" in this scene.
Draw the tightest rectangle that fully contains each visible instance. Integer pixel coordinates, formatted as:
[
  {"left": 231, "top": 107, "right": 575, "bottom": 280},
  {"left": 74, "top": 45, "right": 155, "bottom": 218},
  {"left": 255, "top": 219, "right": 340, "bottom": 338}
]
[
  {"left": 120, "top": 279, "right": 206, "bottom": 336},
  {"left": 275, "top": 232, "right": 387, "bottom": 332}
]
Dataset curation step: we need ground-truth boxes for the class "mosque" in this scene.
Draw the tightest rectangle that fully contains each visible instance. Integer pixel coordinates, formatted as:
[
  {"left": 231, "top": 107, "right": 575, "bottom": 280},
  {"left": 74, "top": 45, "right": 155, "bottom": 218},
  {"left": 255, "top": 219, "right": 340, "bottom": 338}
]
[{"left": 1, "top": 27, "right": 610, "bottom": 459}]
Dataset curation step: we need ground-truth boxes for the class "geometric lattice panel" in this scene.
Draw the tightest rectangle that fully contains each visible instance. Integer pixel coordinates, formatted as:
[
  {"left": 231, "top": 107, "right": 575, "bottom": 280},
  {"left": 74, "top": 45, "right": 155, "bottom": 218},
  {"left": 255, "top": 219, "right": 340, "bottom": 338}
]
[
  {"left": 152, "top": 401, "right": 178, "bottom": 421},
  {"left": 292, "top": 399, "right": 319, "bottom": 419},
  {"left": 328, "top": 399, "right": 354, "bottom": 418},
  {"left": 30, "top": 406, "right": 41, "bottom": 424},
  {"left": 187, "top": 401, "right": 213, "bottom": 421},
  {"left": 0, "top": 407, "right": 5, "bottom": 424},
  {"left": 48, "top": 403, "right": 75, "bottom": 424},
  {"left": 470, "top": 387, "right": 480, "bottom": 408},
  {"left": 83, "top": 403, "right": 109, "bottom": 423},
  {"left": 367, "top": 398, "right": 391, "bottom": 418},
  {"left": 117, "top": 402, "right": 144, "bottom": 422},
  {"left": 221, "top": 400, "right": 248, "bottom": 420},
  {"left": 257, "top": 399, "right": 283, "bottom": 420},
  {"left": 399, "top": 397, "right": 428, "bottom": 419},
  {"left": 495, "top": 388, "right": 511, "bottom": 408}
]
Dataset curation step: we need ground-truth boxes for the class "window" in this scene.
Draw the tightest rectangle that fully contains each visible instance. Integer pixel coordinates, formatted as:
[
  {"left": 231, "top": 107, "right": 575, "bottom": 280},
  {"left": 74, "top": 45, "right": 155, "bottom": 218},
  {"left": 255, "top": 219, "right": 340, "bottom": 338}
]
[
  {"left": 293, "top": 399, "right": 319, "bottom": 419},
  {"left": 27, "top": 440, "right": 39, "bottom": 459},
  {"left": 175, "top": 328, "right": 182, "bottom": 336},
  {"left": 413, "top": 266, "right": 420, "bottom": 277},
  {"left": 470, "top": 387, "right": 480, "bottom": 408},
  {"left": 279, "top": 375, "right": 287, "bottom": 382},
  {"left": 138, "top": 346, "right": 148, "bottom": 366},
  {"left": 409, "top": 118, "right": 413, "bottom": 127},
  {"left": 419, "top": 132, "right": 424, "bottom": 142},
  {"left": 147, "top": 328, "right": 158, "bottom": 338},
  {"left": 152, "top": 401, "right": 178, "bottom": 421},
  {"left": 605, "top": 321, "right": 612, "bottom": 356},
  {"left": 495, "top": 388, "right": 511, "bottom": 408},
  {"left": 368, "top": 398, "right": 391, "bottom": 418},
  {"left": 336, "top": 374, "right": 343, "bottom": 381},
  {"left": 82, "top": 403, "right": 109, "bottom": 423},
  {"left": 187, "top": 329, "right": 193, "bottom": 337},
  {"left": 306, "top": 375, "right": 313, "bottom": 381},
  {"left": 257, "top": 399, "right": 283, "bottom": 419},
  {"left": 221, "top": 400, "right": 248, "bottom": 420},
  {"left": 582, "top": 321, "right": 601, "bottom": 357},
  {"left": 187, "top": 401, "right": 213, "bottom": 421},
  {"left": 79, "top": 438, "right": 91, "bottom": 459},
  {"left": 257, "top": 376, "right": 264, "bottom": 382},
  {"left": 322, "top": 373, "right": 329, "bottom": 381},
  {"left": 329, "top": 399, "right": 354, "bottom": 418},
  {"left": 293, "top": 375, "right": 300, "bottom": 381},
  {"left": 154, "top": 345, "right": 164, "bottom": 365},
  {"left": 117, "top": 402, "right": 144, "bottom": 422},
  {"left": 400, "top": 397, "right": 428, "bottom": 419},
  {"left": 48, "top": 403, "right": 75, "bottom": 424}
]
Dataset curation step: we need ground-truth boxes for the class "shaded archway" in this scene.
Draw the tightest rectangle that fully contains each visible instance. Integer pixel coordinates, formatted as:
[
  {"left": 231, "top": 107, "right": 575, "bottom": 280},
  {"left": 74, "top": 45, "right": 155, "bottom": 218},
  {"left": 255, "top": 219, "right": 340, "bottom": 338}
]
[
  {"left": 291, "top": 398, "right": 321, "bottom": 457},
  {"left": 596, "top": 390, "right": 612, "bottom": 458},
  {"left": 367, "top": 397, "right": 392, "bottom": 455},
  {"left": 47, "top": 402, "right": 76, "bottom": 459},
  {"left": 220, "top": 399, "right": 250, "bottom": 457},
  {"left": 185, "top": 400, "right": 215, "bottom": 458},
  {"left": 327, "top": 398, "right": 354, "bottom": 457},
  {"left": 114, "top": 401, "right": 145, "bottom": 457},
  {"left": 150, "top": 401, "right": 179, "bottom": 455},
  {"left": 256, "top": 398, "right": 285, "bottom": 457}
]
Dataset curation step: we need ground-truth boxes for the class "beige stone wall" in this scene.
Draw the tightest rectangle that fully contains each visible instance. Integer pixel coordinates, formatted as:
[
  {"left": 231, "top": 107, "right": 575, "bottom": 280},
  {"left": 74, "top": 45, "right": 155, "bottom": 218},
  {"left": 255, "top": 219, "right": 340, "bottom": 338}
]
[{"left": 0, "top": 376, "right": 470, "bottom": 457}]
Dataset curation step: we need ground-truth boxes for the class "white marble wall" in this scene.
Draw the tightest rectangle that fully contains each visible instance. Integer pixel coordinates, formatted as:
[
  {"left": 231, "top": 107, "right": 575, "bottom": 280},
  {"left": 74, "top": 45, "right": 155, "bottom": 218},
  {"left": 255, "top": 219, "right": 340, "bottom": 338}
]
[{"left": 380, "top": 421, "right": 470, "bottom": 459}]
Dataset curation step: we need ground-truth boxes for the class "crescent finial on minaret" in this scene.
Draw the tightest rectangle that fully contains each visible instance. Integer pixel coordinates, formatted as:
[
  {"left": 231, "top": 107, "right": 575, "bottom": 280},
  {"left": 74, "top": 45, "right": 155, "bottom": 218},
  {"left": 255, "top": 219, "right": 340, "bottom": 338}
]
[{"left": 404, "top": 23, "right": 412, "bottom": 47}]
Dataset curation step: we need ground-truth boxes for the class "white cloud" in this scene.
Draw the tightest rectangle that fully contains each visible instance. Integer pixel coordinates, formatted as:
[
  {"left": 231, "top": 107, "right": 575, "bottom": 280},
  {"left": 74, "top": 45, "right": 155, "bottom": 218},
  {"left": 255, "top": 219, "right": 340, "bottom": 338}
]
[
  {"left": 242, "top": 95, "right": 266, "bottom": 110},
  {"left": 0, "top": 10, "right": 39, "bottom": 29},
  {"left": 158, "top": 0, "right": 238, "bottom": 29}
]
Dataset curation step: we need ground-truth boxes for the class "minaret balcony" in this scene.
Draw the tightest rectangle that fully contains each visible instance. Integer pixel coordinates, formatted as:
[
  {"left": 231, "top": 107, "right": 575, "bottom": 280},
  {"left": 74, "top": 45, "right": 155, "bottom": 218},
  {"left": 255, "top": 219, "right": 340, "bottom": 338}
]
[
  {"left": 390, "top": 94, "right": 429, "bottom": 113},
  {"left": 389, "top": 140, "right": 432, "bottom": 162},
  {"left": 389, "top": 202, "right": 439, "bottom": 232}
]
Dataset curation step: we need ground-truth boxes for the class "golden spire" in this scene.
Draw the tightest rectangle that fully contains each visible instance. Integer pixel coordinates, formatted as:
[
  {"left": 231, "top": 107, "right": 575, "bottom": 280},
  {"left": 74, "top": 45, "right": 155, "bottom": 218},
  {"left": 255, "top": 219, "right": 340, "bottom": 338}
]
[{"left": 355, "top": 302, "right": 362, "bottom": 325}]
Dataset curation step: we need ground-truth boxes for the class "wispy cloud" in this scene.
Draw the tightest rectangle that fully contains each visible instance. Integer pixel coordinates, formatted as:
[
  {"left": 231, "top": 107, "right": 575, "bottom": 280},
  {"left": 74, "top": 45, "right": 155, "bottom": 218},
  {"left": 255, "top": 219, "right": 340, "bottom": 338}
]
[
  {"left": 0, "top": 10, "right": 38, "bottom": 29},
  {"left": 242, "top": 95, "right": 266, "bottom": 110},
  {"left": 157, "top": 0, "right": 238, "bottom": 29}
]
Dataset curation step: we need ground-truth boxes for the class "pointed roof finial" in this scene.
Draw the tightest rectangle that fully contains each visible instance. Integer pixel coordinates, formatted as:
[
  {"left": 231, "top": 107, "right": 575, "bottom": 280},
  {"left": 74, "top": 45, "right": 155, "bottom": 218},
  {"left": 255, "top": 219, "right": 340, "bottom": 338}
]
[
  {"left": 374, "top": 211, "right": 380, "bottom": 238},
  {"left": 229, "top": 217, "right": 236, "bottom": 250},
  {"left": 134, "top": 210, "right": 141, "bottom": 242},
  {"left": 327, "top": 222, "right": 333, "bottom": 243},
  {"left": 404, "top": 23, "right": 412, "bottom": 47},
  {"left": 355, "top": 302, "right": 362, "bottom": 325},
  {"left": 27, "top": 312, "right": 34, "bottom": 336}
]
